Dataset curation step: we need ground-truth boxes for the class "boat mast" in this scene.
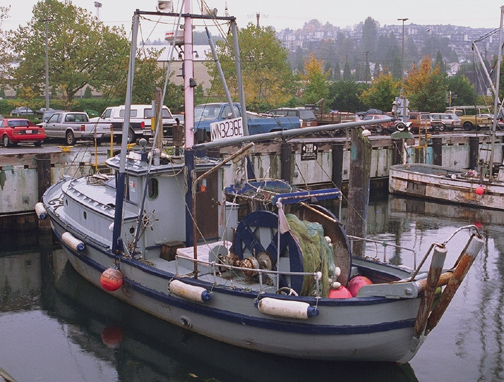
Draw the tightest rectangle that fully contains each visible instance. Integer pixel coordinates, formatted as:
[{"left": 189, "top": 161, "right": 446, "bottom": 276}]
[
  {"left": 112, "top": 12, "right": 139, "bottom": 253},
  {"left": 231, "top": 21, "right": 249, "bottom": 135},
  {"left": 184, "top": 1, "right": 195, "bottom": 150},
  {"left": 490, "top": 6, "right": 504, "bottom": 177}
]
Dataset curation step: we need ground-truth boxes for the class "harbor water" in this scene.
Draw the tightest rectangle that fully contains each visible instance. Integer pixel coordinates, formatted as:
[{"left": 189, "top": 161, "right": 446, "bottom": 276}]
[{"left": 0, "top": 195, "right": 503, "bottom": 382}]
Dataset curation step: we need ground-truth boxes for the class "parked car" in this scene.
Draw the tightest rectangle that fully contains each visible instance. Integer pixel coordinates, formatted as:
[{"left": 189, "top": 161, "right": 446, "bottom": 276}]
[
  {"left": 11, "top": 107, "right": 34, "bottom": 116},
  {"left": 270, "top": 107, "right": 318, "bottom": 127},
  {"left": 172, "top": 114, "right": 185, "bottom": 126},
  {"left": 408, "top": 112, "right": 432, "bottom": 133},
  {"left": 361, "top": 114, "right": 398, "bottom": 134},
  {"left": 41, "top": 109, "right": 65, "bottom": 123},
  {"left": 429, "top": 112, "right": 461, "bottom": 131},
  {"left": 0, "top": 118, "right": 46, "bottom": 147}
]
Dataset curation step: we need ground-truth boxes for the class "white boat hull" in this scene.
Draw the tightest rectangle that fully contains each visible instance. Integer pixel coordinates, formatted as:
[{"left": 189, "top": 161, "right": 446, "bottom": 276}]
[{"left": 44, "top": 179, "right": 425, "bottom": 362}]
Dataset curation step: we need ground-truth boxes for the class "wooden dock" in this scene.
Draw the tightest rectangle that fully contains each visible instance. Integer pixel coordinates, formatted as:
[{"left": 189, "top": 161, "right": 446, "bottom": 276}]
[{"left": 1, "top": 131, "right": 501, "bottom": 229}]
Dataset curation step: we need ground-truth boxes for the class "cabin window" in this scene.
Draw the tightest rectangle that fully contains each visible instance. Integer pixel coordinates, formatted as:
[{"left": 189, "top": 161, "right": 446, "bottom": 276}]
[
  {"left": 148, "top": 177, "right": 158, "bottom": 199},
  {"left": 83, "top": 211, "right": 87, "bottom": 220}
]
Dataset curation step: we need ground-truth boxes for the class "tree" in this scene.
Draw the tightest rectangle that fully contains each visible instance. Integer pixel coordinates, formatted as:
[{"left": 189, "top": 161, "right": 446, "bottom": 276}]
[
  {"left": 360, "top": 73, "right": 400, "bottom": 111},
  {"left": 300, "top": 52, "right": 329, "bottom": 104},
  {"left": 205, "top": 23, "right": 294, "bottom": 111},
  {"left": 390, "top": 56, "right": 403, "bottom": 80},
  {"left": 434, "top": 51, "right": 446, "bottom": 75},
  {"left": 446, "top": 75, "right": 477, "bottom": 106},
  {"left": 333, "top": 62, "right": 341, "bottom": 81},
  {"left": 361, "top": 17, "right": 378, "bottom": 59},
  {"left": 9, "top": 0, "right": 129, "bottom": 107},
  {"left": 0, "top": 6, "right": 12, "bottom": 89},
  {"left": 343, "top": 60, "right": 352, "bottom": 80},
  {"left": 403, "top": 55, "right": 447, "bottom": 112},
  {"left": 328, "top": 80, "right": 367, "bottom": 112}
]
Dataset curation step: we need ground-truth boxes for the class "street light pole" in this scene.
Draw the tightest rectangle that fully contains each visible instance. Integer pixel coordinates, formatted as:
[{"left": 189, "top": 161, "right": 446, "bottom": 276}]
[
  {"left": 398, "top": 18, "right": 408, "bottom": 121},
  {"left": 44, "top": 19, "right": 49, "bottom": 110},
  {"left": 39, "top": 17, "right": 54, "bottom": 110}
]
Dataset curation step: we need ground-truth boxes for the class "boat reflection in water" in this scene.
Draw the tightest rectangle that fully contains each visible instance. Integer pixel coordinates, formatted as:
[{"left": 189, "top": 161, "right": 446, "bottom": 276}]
[{"left": 50, "top": 247, "right": 418, "bottom": 382}]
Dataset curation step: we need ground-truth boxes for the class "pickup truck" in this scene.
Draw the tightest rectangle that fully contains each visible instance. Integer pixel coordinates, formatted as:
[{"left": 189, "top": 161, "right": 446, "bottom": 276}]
[
  {"left": 39, "top": 111, "right": 110, "bottom": 145},
  {"left": 445, "top": 106, "right": 493, "bottom": 131},
  {"left": 91, "top": 104, "right": 176, "bottom": 143},
  {"left": 305, "top": 100, "right": 358, "bottom": 126},
  {"left": 194, "top": 103, "right": 300, "bottom": 143}
]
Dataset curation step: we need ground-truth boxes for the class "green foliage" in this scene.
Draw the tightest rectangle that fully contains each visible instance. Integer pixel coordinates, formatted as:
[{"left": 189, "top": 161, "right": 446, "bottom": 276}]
[
  {"left": 8, "top": 0, "right": 129, "bottom": 108},
  {"left": 0, "top": 6, "right": 12, "bottom": 88},
  {"left": 328, "top": 80, "right": 367, "bottom": 112},
  {"left": 83, "top": 87, "right": 92, "bottom": 99},
  {"left": 333, "top": 62, "right": 341, "bottom": 81},
  {"left": 343, "top": 61, "right": 352, "bottom": 80},
  {"left": 205, "top": 23, "right": 294, "bottom": 112},
  {"left": 446, "top": 75, "right": 477, "bottom": 106},
  {"left": 360, "top": 73, "right": 400, "bottom": 111}
]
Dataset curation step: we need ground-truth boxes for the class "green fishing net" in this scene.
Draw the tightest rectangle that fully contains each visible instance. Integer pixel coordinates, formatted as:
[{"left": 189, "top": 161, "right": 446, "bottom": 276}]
[{"left": 286, "top": 214, "right": 336, "bottom": 297}]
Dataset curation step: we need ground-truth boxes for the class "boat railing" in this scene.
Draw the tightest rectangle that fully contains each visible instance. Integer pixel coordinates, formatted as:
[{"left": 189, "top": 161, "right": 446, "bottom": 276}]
[
  {"left": 348, "top": 235, "right": 418, "bottom": 268},
  {"left": 175, "top": 255, "right": 326, "bottom": 296}
]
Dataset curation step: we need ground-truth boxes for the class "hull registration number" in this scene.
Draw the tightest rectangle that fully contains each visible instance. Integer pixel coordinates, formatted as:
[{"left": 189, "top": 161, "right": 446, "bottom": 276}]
[{"left": 210, "top": 117, "right": 243, "bottom": 141}]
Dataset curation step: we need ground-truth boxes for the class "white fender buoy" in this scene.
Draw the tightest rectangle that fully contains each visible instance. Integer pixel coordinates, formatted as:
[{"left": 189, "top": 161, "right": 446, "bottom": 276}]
[
  {"left": 169, "top": 280, "right": 212, "bottom": 303},
  {"left": 61, "top": 232, "right": 85, "bottom": 251},
  {"left": 257, "top": 297, "right": 319, "bottom": 320},
  {"left": 35, "top": 202, "right": 47, "bottom": 220}
]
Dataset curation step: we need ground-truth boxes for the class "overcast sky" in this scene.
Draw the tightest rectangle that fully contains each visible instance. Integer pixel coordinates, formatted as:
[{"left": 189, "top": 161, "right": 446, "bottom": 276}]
[{"left": 4, "top": 0, "right": 504, "bottom": 39}]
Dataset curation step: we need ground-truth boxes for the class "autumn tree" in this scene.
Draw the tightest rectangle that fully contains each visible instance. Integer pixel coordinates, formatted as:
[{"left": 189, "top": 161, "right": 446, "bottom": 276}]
[
  {"left": 300, "top": 53, "right": 329, "bottom": 104},
  {"left": 360, "top": 73, "right": 400, "bottom": 111},
  {"left": 404, "top": 55, "right": 447, "bottom": 112},
  {"left": 206, "top": 23, "right": 294, "bottom": 111},
  {"left": 9, "top": 0, "right": 129, "bottom": 108}
]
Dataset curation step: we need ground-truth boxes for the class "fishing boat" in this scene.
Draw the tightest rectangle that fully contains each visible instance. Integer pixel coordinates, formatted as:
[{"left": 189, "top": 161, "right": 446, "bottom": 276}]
[
  {"left": 389, "top": 7, "right": 504, "bottom": 210},
  {"left": 37, "top": 3, "right": 484, "bottom": 363}
]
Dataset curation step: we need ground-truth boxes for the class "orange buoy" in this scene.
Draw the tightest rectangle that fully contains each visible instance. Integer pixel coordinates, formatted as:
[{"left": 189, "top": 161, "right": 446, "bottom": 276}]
[
  {"left": 100, "top": 267, "right": 123, "bottom": 291},
  {"left": 328, "top": 286, "right": 352, "bottom": 299},
  {"left": 101, "top": 326, "right": 124, "bottom": 348},
  {"left": 347, "top": 275, "right": 373, "bottom": 297},
  {"left": 475, "top": 185, "right": 485, "bottom": 195}
]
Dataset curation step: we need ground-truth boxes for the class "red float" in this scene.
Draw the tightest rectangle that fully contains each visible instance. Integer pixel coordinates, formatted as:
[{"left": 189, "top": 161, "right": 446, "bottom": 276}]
[
  {"left": 347, "top": 275, "right": 373, "bottom": 297},
  {"left": 100, "top": 267, "right": 123, "bottom": 291},
  {"left": 328, "top": 286, "right": 352, "bottom": 299},
  {"left": 475, "top": 185, "right": 485, "bottom": 195}
]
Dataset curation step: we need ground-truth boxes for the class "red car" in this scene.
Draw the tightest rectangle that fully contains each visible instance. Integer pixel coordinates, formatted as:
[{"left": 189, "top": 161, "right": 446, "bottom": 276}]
[{"left": 0, "top": 118, "right": 46, "bottom": 147}]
